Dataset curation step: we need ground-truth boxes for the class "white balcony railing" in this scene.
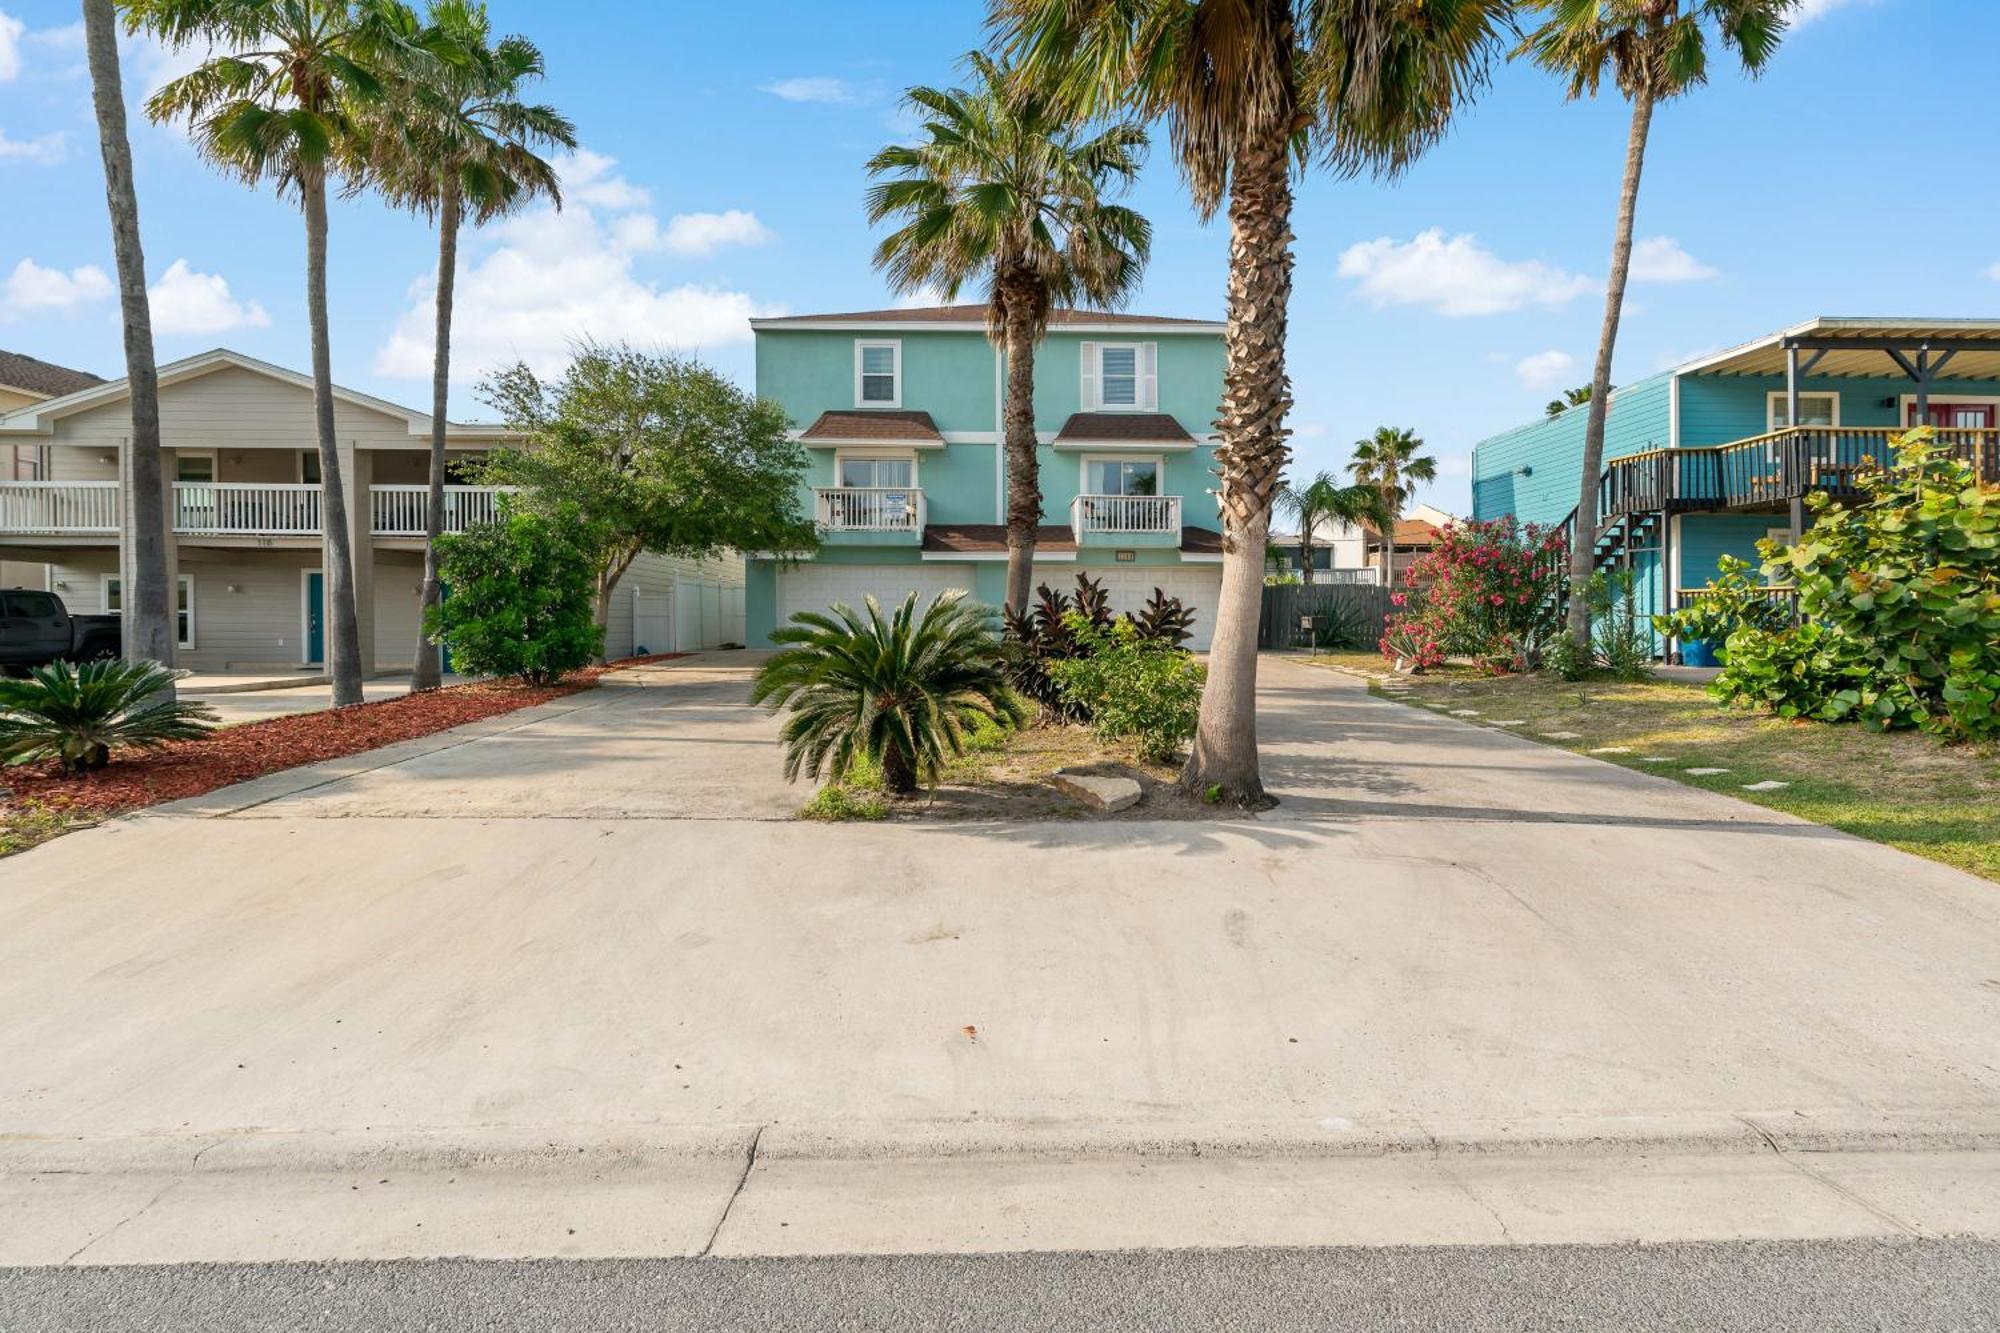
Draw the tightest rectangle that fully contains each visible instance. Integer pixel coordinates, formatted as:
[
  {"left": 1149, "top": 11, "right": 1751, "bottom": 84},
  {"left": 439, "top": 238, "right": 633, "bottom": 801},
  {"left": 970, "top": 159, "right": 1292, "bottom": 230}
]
[
  {"left": 815, "top": 486, "right": 926, "bottom": 532},
  {"left": 173, "top": 482, "right": 323, "bottom": 535},
  {"left": 1070, "top": 493, "right": 1181, "bottom": 540},
  {"left": 370, "top": 484, "right": 513, "bottom": 536},
  {"left": 0, "top": 481, "right": 121, "bottom": 534}
]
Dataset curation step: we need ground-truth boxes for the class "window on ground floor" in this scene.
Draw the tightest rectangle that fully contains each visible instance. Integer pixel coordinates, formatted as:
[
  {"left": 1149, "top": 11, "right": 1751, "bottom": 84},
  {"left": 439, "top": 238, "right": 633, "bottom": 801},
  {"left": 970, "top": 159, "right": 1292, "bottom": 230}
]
[{"left": 102, "top": 573, "right": 195, "bottom": 649}]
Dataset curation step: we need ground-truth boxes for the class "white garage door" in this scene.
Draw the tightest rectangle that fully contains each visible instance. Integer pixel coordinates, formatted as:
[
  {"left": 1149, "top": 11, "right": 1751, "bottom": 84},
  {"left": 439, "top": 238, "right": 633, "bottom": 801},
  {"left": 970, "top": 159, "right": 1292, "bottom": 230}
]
[
  {"left": 776, "top": 562, "right": 979, "bottom": 629},
  {"left": 1074, "top": 564, "right": 1225, "bottom": 651}
]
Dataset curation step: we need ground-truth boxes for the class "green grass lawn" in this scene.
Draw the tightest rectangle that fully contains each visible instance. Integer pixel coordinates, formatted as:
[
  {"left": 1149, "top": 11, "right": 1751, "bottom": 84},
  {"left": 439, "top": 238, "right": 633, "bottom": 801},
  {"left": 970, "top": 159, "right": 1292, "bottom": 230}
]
[{"left": 1297, "top": 650, "right": 2000, "bottom": 884}]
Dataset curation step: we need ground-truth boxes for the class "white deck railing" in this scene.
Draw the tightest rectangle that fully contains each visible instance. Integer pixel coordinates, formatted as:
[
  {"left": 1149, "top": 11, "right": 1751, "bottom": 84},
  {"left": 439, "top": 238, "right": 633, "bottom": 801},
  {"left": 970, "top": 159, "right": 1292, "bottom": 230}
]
[
  {"left": 173, "top": 482, "right": 323, "bottom": 535},
  {"left": 815, "top": 486, "right": 926, "bottom": 532},
  {"left": 370, "top": 485, "right": 512, "bottom": 536},
  {"left": 1071, "top": 493, "right": 1181, "bottom": 540},
  {"left": 0, "top": 481, "right": 121, "bottom": 534}
]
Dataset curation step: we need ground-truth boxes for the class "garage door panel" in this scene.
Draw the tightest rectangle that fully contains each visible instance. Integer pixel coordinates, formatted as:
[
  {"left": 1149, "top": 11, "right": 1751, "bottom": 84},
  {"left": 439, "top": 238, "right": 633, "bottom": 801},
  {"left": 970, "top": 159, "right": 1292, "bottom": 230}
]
[
  {"left": 1073, "top": 565, "right": 1224, "bottom": 651},
  {"left": 776, "top": 563, "right": 978, "bottom": 627}
]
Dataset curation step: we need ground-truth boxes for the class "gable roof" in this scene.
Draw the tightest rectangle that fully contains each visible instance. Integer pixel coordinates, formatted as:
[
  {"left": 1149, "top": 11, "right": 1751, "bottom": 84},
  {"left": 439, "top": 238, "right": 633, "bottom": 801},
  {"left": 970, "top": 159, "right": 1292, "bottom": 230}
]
[
  {"left": 752, "top": 304, "right": 1222, "bottom": 334},
  {"left": 0, "top": 347, "right": 505, "bottom": 438},
  {"left": 0, "top": 350, "right": 104, "bottom": 400},
  {"left": 1054, "top": 411, "right": 1195, "bottom": 445},
  {"left": 798, "top": 409, "right": 945, "bottom": 445}
]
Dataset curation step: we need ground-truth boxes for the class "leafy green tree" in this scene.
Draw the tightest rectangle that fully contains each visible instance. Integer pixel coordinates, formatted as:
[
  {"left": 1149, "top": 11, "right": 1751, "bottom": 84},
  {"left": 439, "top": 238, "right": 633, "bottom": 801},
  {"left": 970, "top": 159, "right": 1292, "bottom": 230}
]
[
  {"left": 1348, "top": 425, "right": 1437, "bottom": 580},
  {"left": 427, "top": 505, "right": 601, "bottom": 685},
  {"left": 0, "top": 660, "right": 215, "bottom": 774},
  {"left": 1000, "top": 0, "right": 1508, "bottom": 805},
  {"left": 1545, "top": 384, "right": 1593, "bottom": 417},
  {"left": 358, "top": 0, "right": 576, "bottom": 692},
  {"left": 867, "top": 51, "right": 1150, "bottom": 616},
  {"left": 751, "top": 591, "right": 1027, "bottom": 795},
  {"left": 81, "top": 0, "right": 175, "bottom": 688},
  {"left": 479, "top": 345, "right": 817, "bottom": 655},
  {"left": 1517, "top": 0, "right": 1797, "bottom": 652},
  {"left": 131, "top": 0, "right": 429, "bottom": 707}
]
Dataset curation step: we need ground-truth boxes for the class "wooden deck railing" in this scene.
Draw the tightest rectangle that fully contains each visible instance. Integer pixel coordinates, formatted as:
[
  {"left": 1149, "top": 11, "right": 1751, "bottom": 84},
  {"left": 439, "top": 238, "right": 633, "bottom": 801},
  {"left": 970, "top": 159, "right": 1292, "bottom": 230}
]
[{"left": 1595, "top": 427, "right": 1999, "bottom": 518}]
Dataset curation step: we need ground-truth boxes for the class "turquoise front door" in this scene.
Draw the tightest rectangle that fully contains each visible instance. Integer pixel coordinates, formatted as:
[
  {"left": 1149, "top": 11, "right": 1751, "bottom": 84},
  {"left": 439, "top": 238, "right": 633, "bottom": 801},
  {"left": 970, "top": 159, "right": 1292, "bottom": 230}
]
[{"left": 305, "top": 572, "right": 325, "bottom": 665}]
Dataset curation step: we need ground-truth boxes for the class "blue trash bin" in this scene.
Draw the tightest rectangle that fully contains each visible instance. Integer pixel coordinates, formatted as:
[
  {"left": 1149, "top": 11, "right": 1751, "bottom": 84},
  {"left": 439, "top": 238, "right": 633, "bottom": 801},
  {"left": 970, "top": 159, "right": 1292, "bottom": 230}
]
[{"left": 1682, "top": 640, "right": 1718, "bottom": 669}]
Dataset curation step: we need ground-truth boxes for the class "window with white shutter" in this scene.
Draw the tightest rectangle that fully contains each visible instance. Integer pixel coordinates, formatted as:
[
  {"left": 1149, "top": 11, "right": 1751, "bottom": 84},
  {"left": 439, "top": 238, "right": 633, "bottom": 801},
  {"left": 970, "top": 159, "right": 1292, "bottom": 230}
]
[
  {"left": 1098, "top": 344, "right": 1139, "bottom": 407},
  {"left": 1080, "top": 340, "right": 1098, "bottom": 409}
]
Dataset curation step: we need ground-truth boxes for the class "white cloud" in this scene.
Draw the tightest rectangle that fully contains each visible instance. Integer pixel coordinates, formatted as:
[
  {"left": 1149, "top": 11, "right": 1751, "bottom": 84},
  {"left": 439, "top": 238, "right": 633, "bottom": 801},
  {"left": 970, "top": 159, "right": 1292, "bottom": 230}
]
[
  {"left": 1515, "top": 349, "right": 1577, "bottom": 391},
  {"left": 1794, "top": 0, "right": 1874, "bottom": 24},
  {"left": 761, "top": 75, "right": 857, "bottom": 104},
  {"left": 0, "top": 10, "right": 24, "bottom": 81},
  {"left": 560, "top": 148, "right": 650, "bottom": 210},
  {"left": 1629, "top": 236, "right": 1718, "bottom": 284},
  {"left": 375, "top": 153, "right": 781, "bottom": 382},
  {"left": 146, "top": 259, "right": 270, "bottom": 335},
  {"left": 614, "top": 209, "right": 775, "bottom": 258},
  {"left": 1985, "top": 262, "right": 2000, "bottom": 283},
  {"left": 0, "top": 258, "right": 113, "bottom": 320},
  {"left": 0, "top": 127, "right": 64, "bottom": 163},
  {"left": 1336, "top": 229, "right": 1594, "bottom": 317}
]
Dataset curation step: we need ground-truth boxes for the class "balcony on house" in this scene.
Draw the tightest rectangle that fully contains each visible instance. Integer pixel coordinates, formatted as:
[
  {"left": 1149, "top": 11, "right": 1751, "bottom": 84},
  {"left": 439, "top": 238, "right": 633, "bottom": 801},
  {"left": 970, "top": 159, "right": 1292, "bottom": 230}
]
[
  {"left": 1070, "top": 493, "right": 1182, "bottom": 546},
  {"left": 0, "top": 481, "right": 514, "bottom": 540},
  {"left": 813, "top": 486, "right": 926, "bottom": 544}
]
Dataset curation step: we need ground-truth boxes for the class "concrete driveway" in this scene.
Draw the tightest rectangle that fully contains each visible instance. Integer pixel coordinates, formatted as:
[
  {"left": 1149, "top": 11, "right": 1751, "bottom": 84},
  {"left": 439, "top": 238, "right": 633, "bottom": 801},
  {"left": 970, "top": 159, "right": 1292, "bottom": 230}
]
[{"left": 3, "top": 653, "right": 1998, "bottom": 1263}]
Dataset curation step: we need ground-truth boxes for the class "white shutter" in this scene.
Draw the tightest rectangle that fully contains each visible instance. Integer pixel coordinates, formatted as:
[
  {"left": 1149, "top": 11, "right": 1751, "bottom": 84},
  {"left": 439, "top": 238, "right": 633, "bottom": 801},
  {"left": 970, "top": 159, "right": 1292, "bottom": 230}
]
[
  {"left": 1141, "top": 342, "right": 1158, "bottom": 410},
  {"left": 1080, "top": 341, "right": 1098, "bottom": 411}
]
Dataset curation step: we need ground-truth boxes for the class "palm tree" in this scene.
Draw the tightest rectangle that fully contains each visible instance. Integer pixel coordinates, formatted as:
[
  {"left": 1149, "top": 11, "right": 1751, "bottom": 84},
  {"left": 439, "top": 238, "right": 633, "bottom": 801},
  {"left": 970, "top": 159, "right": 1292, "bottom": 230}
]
[
  {"left": 1273, "top": 470, "right": 1346, "bottom": 585},
  {"left": 1545, "top": 384, "right": 1593, "bottom": 417},
  {"left": 358, "top": 1, "right": 574, "bottom": 692},
  {"left": 129, "top": 0, "right": 427, "bottom": 707},
  {"left": 751, "top": 591, "right": 1028, "bottom": 796},
  {"left": 0, "top": 659, "right": 215, "bottom": 774},
  {"left": 81, "top": 0, "right": 174, "bottom": 690},
  {"left": 1348, "top": 426, "right": 1436, "bottom": 581},
  {"left": 867, "top": 51, "right": 1150, "bottom": 617},
  {"left": 1000, "top": 0, "right": 1508, "bottom": 805},
  {"left": 1518, "top": 0, "right": 1796, "bottom": 652}
]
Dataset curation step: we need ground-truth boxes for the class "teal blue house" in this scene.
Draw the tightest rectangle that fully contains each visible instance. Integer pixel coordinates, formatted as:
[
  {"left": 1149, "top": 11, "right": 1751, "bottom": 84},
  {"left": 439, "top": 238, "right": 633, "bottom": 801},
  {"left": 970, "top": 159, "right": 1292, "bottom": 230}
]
[
  {"left": 1471, "top": 318, "right": 2000, "bottom": 654},
  {"left": 745, "top": 304, "right": 1229, "bottom": 648}
]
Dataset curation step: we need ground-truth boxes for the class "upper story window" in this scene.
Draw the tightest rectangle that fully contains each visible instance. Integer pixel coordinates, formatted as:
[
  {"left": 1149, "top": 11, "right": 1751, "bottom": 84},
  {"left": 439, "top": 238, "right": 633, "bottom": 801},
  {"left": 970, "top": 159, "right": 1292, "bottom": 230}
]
[
  {"left": 855, "top": 340, "right": 901, "bottom": 407},
  {"left": 1767, "top": 392, "right": 1839, "bottom": 430},
  {"left": 1082, "top": 341, "right": 1157, "bottom": 411},
  {"left": 837, "top": 455, "right": 914, "bottom": 489},
  {"left": 1086, "top": 457, "right": 1159, "bottom": 496}
]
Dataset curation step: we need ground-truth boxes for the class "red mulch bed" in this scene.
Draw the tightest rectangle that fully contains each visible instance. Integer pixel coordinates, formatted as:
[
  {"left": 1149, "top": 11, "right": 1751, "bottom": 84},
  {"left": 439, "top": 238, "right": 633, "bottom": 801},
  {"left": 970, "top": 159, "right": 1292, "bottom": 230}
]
[{"left": 1, "top": 653, "right": 693, "bottom": 820}]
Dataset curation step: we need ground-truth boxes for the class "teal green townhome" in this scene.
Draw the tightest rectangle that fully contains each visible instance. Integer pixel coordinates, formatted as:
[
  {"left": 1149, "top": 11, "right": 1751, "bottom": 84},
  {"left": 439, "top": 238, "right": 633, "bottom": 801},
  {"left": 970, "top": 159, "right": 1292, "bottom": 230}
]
[
  {"left": 744, "top": 304, "right": 1229, "bottom": 647},
  {"left": 1471, "top": 317, "right": 2000, "bottom": 651}
]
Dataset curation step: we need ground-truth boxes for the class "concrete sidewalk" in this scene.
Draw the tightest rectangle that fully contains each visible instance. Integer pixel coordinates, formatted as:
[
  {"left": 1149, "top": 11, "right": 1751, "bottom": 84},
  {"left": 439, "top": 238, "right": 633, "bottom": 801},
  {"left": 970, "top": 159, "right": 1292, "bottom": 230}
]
[{"left": 3, "top": 654, "right": 1998, "bottom": 1264}]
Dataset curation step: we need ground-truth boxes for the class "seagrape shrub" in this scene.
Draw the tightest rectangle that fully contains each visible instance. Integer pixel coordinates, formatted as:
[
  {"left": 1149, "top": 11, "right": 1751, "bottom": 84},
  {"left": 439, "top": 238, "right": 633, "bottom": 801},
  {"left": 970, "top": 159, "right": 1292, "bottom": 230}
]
[
  {"left": 1378, "top": 517, "right": 1567, "bottom": 673},
  {"left": 1719, "top": 429, "right": 2000, "bottom": 739},
  {"left": 1043, "top": 615, "right": 1205, "bottom": 763}
]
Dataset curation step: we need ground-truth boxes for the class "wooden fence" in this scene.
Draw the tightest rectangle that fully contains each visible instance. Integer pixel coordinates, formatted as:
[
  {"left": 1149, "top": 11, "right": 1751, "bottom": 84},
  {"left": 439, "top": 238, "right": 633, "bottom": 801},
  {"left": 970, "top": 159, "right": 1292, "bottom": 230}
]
[{"left": 1258, "top": 581, "right": 1399, "bottom": 650}]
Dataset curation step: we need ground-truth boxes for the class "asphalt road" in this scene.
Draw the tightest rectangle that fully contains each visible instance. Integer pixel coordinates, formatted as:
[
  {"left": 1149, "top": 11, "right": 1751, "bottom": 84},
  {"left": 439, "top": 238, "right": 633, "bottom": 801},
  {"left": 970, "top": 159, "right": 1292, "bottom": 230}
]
[{"left": 5, "top": 1239, "right": 1997, "bottom": 1333}]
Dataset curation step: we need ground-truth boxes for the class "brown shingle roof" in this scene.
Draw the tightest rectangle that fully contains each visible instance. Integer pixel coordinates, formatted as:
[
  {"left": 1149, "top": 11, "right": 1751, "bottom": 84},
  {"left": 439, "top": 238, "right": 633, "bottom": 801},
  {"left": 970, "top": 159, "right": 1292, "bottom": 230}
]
[
  {"left": 758, "top": 304, "right": 1217, "bottom": 327},
  {"left": 798, "top": 409, "right": 944, "bottom": 443},
  {"left": 1053, "top": 412, "right": 1195, "bottom": 444},
  {"left": 1364, "top": 518, "right": 1444, "bottom": 548},
  {"left": 1179, "top": 525, "right": 1223, "bottom": 555},
  {"left": 0, "top": 350, "right": 103, "bottom": 400}
]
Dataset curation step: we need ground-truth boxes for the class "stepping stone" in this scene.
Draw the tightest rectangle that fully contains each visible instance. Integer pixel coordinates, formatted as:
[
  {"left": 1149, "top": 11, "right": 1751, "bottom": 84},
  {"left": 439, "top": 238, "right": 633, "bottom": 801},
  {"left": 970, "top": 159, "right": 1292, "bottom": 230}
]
[
  {"left": 1589, "top": 746, "right": 1632, "bottom": 755},
  {"left": 1051, "top": 769, "right": 1142, "bottom": 813},
  {"left": 1684, "top": 767, "right": 1730, "bottom": 776},
  {"left": 1449, "top": 709, "right": 1482, "bottom": 717},
  {"left": 1636, "top": 756, "right": 1672, "bottom": 763},
  {"left": 1538, "top": 730, "right": 1581, "bottom": 740},
  {"left": 1742, "top": 780, "right": 1791, "bottom": 792},
  {"left": 1489, "top": 719, "right": 1527, "bottom": 727}
]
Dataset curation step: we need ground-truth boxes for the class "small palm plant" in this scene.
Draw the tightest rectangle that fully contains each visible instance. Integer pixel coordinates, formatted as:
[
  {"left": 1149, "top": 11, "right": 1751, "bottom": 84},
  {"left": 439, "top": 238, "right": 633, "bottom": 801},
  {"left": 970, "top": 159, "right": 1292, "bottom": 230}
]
[
  {"left": 0, "top": 660, "right": 217, "bottom": 775},
  {"left": 751, "top": 592, "right": 1026, "bottom": 796}
]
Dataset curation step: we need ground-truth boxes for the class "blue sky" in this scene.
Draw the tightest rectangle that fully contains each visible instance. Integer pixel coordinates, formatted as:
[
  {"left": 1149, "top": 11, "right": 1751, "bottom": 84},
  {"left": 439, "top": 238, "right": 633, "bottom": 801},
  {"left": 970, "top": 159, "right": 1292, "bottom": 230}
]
[{"left": 1, "top": 0, "right": 1994, "bottom": 513}]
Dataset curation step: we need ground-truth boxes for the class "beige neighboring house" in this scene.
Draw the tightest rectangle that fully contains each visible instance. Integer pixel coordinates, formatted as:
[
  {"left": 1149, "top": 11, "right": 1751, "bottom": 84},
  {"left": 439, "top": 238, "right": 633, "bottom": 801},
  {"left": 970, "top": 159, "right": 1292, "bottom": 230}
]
[
  {"left": 0, "top": 348, "right": 745, "bottom": 673},
  {"left": 0, "top": 350, "right": 106, "bottom": 592},
  {"left": 1270, "top": 501, "right": 1457, "bottom": 584}
]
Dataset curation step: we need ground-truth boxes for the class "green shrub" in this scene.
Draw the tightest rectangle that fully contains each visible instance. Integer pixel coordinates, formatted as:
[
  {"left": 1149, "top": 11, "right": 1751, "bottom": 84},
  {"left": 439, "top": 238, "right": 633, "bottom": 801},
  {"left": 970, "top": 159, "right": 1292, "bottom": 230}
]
[
  {"left": 1586, "top": 570, "right": 1653, "bottom": 681},
  {"left": 1760, "top": 429, "right": 2000, "bottom": 738},
  {"left": 752, "top": 591, "right": 1026, "bottom": 794},
  {"left": 1709, "top": 620, "right": 1892, "bottom": 724},
  {"left": 798, "top": 782, "right": 887, "bottom": 821},
  {"left": 0, "top": 659, "right": 216, "bottom": 774},
  {"left": 428, "top": 508, "right": 603, "bottom": 685},
  {"left": 1652, "top": 555, "right": 1794, "bottom": 662},
  {"left": 1044, "top": 615, "right": 1205, "bottom": 763},
  {"left": 1003, "top": 573, "right": 1196, "bottom": 718},
  {"left": 1541, "top": 630, "right": 1591, "bottom": 682}
]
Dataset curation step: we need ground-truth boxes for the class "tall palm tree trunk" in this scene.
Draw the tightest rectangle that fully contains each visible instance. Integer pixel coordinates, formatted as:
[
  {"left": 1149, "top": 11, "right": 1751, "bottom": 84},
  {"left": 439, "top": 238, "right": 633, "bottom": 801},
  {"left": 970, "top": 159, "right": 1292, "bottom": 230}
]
[
  {"left": 1180, "top": 122, "right": 1293, "bottom": 807},
  {"left": 1299, "top": 529, "right": 1315, "bottom": 586},
  {"left": 82, "top": 0, "right": 173, "bottom": 692},
  {"left": 1568, "top": 82, "right": 1655, "bottom": 651},
  {"left": 1000, "top": 285, "right": 1041, "bottom": 616},
  {"left": 304, "top": 161, "right": 365, "bottom": 706},
  {"left": 411, "top": 179, "right": 461, "bottom": 693}
]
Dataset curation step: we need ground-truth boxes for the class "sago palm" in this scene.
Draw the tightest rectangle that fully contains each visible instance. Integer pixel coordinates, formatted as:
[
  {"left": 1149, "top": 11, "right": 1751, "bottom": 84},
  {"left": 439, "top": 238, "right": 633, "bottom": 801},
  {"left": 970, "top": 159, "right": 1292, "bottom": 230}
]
[
  {"left": 0, "top": 660, "right": 216, "bottom": 774},
  {"left": 356, "top": 1, "right": 575, "bottom": 692},
  {"left": 751, "top": 591, "right": 1027, "bottom": 796},
  {"left": 1348, "top": 425, "right": 1436, "bottom": 580},
  {"left": 1516, "top": 0, "right": 1797, "bottom": 651},
  {"left": 867, "top": 51, "right": 1151, "bottom": 617},
  {"left": 998, "top": 0, "right": 1509, "bottom": 805},
  {"left": 130, "top": 0, "right": 429, "bottom": 708}
]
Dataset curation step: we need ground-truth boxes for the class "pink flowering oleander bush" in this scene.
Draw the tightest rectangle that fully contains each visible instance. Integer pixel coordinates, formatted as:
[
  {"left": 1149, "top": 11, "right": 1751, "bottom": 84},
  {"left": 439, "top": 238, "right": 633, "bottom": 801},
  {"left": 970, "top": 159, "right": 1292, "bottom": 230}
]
[{"left": 1378, "top": 517, "right": 1568, "bottom": 674}]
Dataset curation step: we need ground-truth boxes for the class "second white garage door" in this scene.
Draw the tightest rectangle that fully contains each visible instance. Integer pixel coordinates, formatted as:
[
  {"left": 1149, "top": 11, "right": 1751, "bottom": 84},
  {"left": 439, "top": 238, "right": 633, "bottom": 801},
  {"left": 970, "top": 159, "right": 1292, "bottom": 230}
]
[
  {"left": 1073, "top": 564, "right": 1225, "bottom": 651},
  {"left": 776, "top": 562, "right": 979, "bottom": 628}
]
